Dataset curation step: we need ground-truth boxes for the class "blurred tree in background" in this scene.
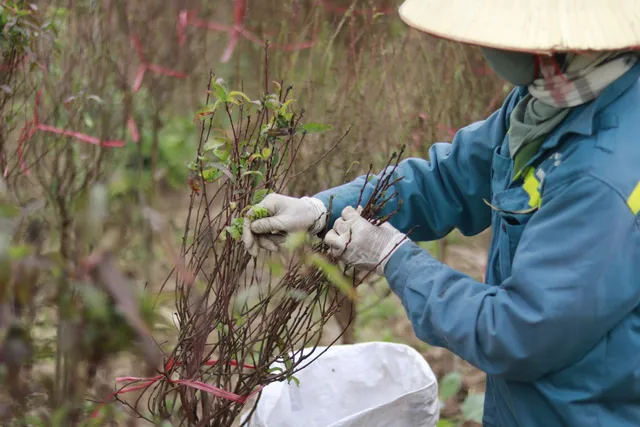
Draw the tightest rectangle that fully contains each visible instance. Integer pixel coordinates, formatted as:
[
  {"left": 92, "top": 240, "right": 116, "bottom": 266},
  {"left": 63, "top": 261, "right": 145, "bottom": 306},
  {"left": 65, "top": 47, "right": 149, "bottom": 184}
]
[{"left": 0, "top": 1, "right": 505, "bottom": 425}]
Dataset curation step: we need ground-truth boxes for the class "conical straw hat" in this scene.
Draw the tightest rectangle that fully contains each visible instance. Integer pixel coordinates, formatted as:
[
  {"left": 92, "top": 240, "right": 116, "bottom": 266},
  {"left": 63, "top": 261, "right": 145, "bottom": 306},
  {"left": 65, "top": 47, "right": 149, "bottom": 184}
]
[{"left": 398, "top": 0, "right": 640, "bottom": 53}]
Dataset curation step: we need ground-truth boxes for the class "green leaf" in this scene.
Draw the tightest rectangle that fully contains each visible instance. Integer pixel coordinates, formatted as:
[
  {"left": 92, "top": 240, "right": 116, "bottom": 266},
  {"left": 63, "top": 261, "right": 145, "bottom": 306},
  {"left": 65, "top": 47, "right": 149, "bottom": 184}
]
[
  {"left": 279, "top": 111, "right": 293, "bottom": 124},
  {"left": 225, "top": 217, "right": 244, "bottom": 241},
  {"left": 195, "top": 99, "right": 222, "bottom": 121},
  {"left": 228, "top": 91, "right": 251, "bottom": 104},
  {"left": 202, "top": 168, "right": 223, "bottom": 183},
  {"left": 439, "top": 371, "right": 463, "bottom": 401},
  {"left": 212, "top": 78, "right": 228, "bottom": 101},
  {"left": 186, "top": 160, "right": 199, "bottom": 171},
  {"left": 285, "top": 231, "right": 308, "bottom": 251},
  {"left": 216, "top": 323, "right": 229, "bottom": 335},
  {"left": 280, "top": 352, "right": 294, "bottom": 372},
  {"left": 308, "top": 253, "right": 358, "bottom": 300},
  {"left": 248, "top": 153, "right": 263, "bottom": 162},
  {"left": 213, "top": 146, "right": 231, "bottom": 162},
  {"left": 264, "top": 94, "right": 280, "bottom": 111},
  {"left": 203, "top": 137, "right": 230, "bottom": 162},
  {"left": 8, "top": 244, "right": 34, "bottom": 260},
  {"left": 299, "top": 123, "right": 334, "bottom": 134},
  {"left": 251, "top": 189, "right": 273, "bottom": 205},
  {"left": 210, "top": 162, "right": 235, "bottom": 182},
  {"left": 242, "top": 170, "right": 263, "bottom": 178},
  {"left": 287, "top": 374, "right": 300, "bottom": 387},
  {"left": 248, "top": 206, "right": 268, "bottom": 220},
  {"left": 278, "top": 99, "right": 295, "bottom": 115},
  {"left": 203, "top": 137, "right": 227, "bottom": 152},
  {"left": 436, "top": 420, "right": 456, "bottom": 427},
  {"left": 266, "top": 259, "right": 284, "bottom": 276},
  {"left": 83, "top": 113, "right": 94, "bottom": 129},
  {"left": 461, "top": 392, "right": 485, "bottom": 423},
  {"left": 261, "top": 147, "right": 272, "bottom": 159}
]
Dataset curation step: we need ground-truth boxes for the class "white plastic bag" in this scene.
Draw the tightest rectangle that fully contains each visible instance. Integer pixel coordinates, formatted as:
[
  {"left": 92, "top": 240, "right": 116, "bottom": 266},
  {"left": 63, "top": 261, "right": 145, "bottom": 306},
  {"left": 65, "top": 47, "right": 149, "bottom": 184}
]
[{"left": 242, "top": 341, "right": 439, "bottom": 427}]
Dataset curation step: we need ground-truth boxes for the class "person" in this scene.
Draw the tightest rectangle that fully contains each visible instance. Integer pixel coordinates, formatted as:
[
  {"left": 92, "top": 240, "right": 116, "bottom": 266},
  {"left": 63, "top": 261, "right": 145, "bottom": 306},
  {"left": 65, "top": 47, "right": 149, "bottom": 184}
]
[{"left": 243, "top": 0, "right": 640, "bottom": 425}]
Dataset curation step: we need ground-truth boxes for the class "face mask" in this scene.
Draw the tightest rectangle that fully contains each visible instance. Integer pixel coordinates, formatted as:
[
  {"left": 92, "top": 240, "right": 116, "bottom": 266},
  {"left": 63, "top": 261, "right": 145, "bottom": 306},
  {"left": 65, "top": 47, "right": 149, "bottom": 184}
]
[{"left": 480, "top": 47, "right": 537, "bottom": 86}]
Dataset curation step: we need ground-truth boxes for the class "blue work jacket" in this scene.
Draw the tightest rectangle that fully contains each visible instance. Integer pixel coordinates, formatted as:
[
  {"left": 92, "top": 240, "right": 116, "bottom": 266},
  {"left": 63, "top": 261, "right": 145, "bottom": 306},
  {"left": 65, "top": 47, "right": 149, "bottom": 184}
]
[{"left": 314, "top": 64, "right": 640, "bottom": 426}]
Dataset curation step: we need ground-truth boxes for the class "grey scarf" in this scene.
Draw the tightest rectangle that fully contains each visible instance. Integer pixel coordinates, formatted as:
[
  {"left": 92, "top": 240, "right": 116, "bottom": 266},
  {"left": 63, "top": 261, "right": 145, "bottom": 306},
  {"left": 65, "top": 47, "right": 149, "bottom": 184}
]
[
  {"left": 482, "top": 48, "right": 639, "bottom": 166},
  {"left": 509, "top": 52, "right": 638, "bottom": 161}
]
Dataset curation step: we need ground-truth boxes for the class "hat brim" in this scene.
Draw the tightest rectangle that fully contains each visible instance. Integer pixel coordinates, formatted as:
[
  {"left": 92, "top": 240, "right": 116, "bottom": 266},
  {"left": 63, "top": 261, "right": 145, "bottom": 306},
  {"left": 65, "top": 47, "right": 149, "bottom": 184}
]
[{"left": 399, "top": 0, "right": 640, "bottom": 53}]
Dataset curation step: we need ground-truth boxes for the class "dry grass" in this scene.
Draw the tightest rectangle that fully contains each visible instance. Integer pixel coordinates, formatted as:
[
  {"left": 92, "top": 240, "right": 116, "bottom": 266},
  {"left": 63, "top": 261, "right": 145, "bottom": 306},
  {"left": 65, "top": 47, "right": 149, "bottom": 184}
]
[{"left": 0, "top": 1, "right": 508, "bottom": 425}]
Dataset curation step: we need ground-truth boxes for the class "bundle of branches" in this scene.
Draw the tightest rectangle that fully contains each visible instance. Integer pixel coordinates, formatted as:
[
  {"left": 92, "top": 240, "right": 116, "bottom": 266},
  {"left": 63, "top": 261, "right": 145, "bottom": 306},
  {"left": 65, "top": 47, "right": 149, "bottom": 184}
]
[{"left": 134, "top": 52, "right": 405, "bottom": 426}]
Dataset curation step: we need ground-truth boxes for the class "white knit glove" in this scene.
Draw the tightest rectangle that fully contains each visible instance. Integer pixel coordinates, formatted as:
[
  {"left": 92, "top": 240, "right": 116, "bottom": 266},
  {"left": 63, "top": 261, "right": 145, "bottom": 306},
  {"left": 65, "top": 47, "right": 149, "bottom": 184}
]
[
  {"left": 243, "top": 194, "right": 327, "bottom": 257},
  {"left": 324, "top": 206, "right": 408, "bottom": 276}
]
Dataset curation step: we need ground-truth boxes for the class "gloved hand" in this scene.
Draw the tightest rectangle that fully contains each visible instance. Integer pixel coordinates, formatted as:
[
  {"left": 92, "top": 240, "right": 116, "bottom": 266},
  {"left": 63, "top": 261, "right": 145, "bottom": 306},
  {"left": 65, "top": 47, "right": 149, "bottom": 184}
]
[
  {"left": 324, "top": 206, "right": 408, "bottom": 276},
  {"left": 243, "top": 193, "right": 328, "bottom": 257}
]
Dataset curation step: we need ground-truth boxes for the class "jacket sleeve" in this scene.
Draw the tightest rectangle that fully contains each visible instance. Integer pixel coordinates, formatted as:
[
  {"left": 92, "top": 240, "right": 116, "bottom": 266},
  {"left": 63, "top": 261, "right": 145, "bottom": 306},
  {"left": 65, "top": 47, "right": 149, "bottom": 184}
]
[
  {"left": 384, "top": 174, "right": 640, "bottom": 381},
  {"left": 313, "top": 90, "right": 520, "bottom": 241}
]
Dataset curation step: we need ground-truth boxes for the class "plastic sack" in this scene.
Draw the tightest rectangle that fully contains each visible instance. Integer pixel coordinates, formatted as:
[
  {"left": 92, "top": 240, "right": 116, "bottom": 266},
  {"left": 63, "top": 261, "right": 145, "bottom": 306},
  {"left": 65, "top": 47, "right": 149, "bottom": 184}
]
[{"left": 242, "top": 341, "right": 439, "bottom": 427}]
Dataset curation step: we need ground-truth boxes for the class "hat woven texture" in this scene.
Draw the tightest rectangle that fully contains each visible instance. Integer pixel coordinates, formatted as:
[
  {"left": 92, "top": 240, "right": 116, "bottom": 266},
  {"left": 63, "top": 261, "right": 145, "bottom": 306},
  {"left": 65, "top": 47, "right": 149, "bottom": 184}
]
[{"left": 399, "top": 0, "right": 640, "bottom": 53}]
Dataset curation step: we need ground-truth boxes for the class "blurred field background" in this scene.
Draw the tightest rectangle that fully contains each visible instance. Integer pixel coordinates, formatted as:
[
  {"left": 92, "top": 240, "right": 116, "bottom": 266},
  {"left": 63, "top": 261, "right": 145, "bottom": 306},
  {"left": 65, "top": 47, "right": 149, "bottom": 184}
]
[{"left": 0, "top": 0, "right": 511, "bottom": 425}]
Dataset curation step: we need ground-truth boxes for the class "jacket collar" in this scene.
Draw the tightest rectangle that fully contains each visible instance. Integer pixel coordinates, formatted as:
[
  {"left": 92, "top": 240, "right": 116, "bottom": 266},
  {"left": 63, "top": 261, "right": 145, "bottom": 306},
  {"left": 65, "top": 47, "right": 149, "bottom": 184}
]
[{"left": 515, "top": 63, "right": 640, "bottom": 167}]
